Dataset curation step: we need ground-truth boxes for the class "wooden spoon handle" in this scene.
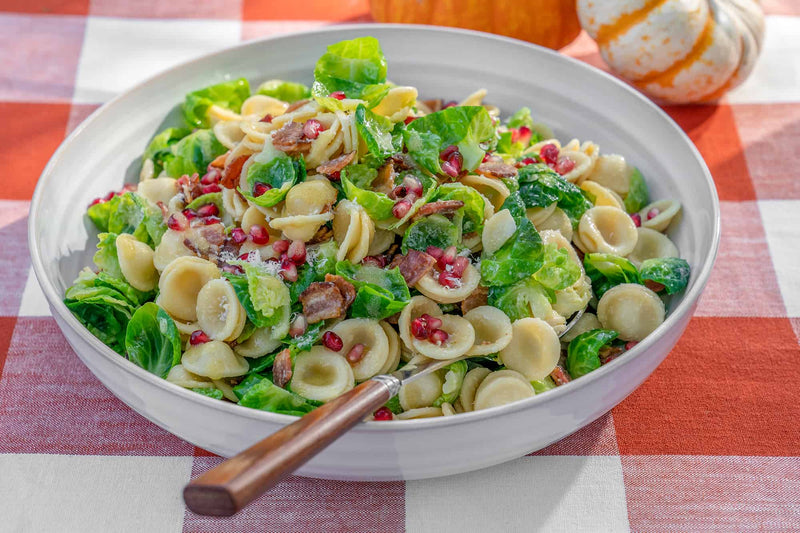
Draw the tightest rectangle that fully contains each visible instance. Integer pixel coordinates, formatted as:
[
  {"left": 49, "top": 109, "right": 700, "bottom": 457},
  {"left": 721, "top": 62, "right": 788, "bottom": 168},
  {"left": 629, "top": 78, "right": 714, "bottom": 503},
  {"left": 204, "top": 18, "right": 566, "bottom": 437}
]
[{"left": 183, "top": 377, "right": 397, "bottom": 516}]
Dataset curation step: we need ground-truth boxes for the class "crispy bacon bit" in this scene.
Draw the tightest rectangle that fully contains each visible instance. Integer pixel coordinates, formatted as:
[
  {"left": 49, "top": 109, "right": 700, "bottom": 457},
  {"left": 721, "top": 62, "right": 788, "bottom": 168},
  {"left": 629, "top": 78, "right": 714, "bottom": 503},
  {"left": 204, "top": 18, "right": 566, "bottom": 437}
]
[
  {"left": 599, "top": 345, "right": 625, "bottom": 365},
  {"left": 209, "top": 153, "right": 227, "bottom": 169},
  {"left": 461, "top": 285, "right": 489, "bottom": 314},
  {"left": 316, "top": 151, "right": 356, "bottom": 177},
  {"left": 308, "top": 225, "right": 334, "bottom": 244},
  {"left": 183, "top": 238, "right": 202, "bottom": 256},
  {"left": 398, "top": 250, "right": 437, "bottom": 287},
  {"left": 414, "top": 200, "right": 465, "bottom": 219},
  {"left": 477, "top": 162, "right": 518, "bottom": 179},
  {"left": 421, "top": 98, "right": 443, "bottom": 113},
  {"left": 644, "top": 279, "right": 665, "bottom": 293},
  {"left": 374, "top": 160, "right": 396, "bottom": 195},
  {"left": 390, "top": 153, "right": 416, "bottom": 171},
  {"left": 285, "top": 99, "right": 310, "bottom": 113},
  {"left": 324, "top": 274, "right": 356, "bottom": 309},
  {"left": 299, "top": 282, "right": 346, "bottom": 323},
  {"left": 220, "top": 155, "right": 248, "bottom": 189},
  {"left": 550, "top": 366, "right": 572, "bottom": 386},
  {"left": 272, "top": 121, "right": 312, "bottom": 154},
  {"left": 199, "top": 224, "right": 226, "bottom": 246},
  {"left": 273, "top": 349, "right": 293, "bottom": 388}
]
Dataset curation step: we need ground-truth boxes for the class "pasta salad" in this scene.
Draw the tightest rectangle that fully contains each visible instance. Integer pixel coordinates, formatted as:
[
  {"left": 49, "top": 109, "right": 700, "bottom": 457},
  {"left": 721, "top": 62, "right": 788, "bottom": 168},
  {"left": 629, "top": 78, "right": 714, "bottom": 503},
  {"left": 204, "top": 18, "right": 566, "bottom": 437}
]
[{"left": 64, "top": 37, "right": 691, "bottom": 421}]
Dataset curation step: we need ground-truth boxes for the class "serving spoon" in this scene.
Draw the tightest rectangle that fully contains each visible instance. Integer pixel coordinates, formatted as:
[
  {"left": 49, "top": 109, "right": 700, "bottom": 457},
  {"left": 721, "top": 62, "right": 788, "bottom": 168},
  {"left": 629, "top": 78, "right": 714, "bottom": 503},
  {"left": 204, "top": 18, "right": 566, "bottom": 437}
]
[{"left": 183, "top": 307, "right": 585, "bottom": 516}]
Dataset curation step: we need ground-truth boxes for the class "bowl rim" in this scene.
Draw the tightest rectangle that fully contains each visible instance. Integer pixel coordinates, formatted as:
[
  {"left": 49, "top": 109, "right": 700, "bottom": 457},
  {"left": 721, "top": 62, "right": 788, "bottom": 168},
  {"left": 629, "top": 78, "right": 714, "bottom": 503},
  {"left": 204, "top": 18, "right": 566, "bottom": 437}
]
[{"left": 29, "top": 23, "right": 721, "bottom": 432}]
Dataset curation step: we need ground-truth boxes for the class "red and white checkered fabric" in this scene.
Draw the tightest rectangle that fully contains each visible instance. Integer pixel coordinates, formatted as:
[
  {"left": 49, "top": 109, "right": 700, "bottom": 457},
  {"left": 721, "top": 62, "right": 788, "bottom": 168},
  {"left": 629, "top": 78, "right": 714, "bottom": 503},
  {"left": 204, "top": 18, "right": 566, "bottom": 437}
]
[{"left": 2, "top": 1, "right": 799, "bottom": 531}]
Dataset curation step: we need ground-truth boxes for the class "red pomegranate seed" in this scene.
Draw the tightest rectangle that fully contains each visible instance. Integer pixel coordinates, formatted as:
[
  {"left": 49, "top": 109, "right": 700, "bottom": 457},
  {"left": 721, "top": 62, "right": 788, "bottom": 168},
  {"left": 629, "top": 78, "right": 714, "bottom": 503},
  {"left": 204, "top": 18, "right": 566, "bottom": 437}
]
[
  {"left": 428, "top": 329, "right": 449, "bottom": 345},
  {"left": 452, "top": 256, "right": 469, "bottom": 278},
  {"left": 390, "top": 185, "right": 407, "bottom": 200},
  {"left": 442, "top": 100, "right": 457, "bottom": 109},
  {"left": 238, "top": 252, "right": 252, "bottom": 261},
  {"left": 190, "top": 330, "right": 210, "bottom": 345},
  {"left": 438, "top": 270, "right": 460, "bottom": 288},
  {"left": 280, "top": 257, "right": 298, "bottom": 282},
  {"left": 182, "top": 208, "right": 198, "bottom": 220},
  {"left": 630, "top": 213, "right": 642, "bottom": 227},
  {"left": 272, "top": 239, "right": 290, "bottom": 254},
  {"left": 329, "top": 91, "right": 346, "bottom": 100},
  {"left": 404, "top": 116, "right": 416, "bottom": 125},
  {"left": 89, "top": 197, "right": 103, "bottom": 207},
  {"left": 201, "top": 184, "right": 222, "bottom": 194},
  {"left": 402, "top": 176, "right": 423, "bottom": 197},
  {"left": 322, "top": 331, "right": 344, "bottom": 352},
  {"left": 346, "top": 343, "right": 366, "bottom": 363},
  {"left": 289, "top": 314, "right": 307, "bottom": 338},
  {"left": 555, "top": 156, "right": 575, "bottom": 175},
  {"left": 392, "top": 199, "right": 412, "bottom": 219},
  {"left": 511, "top": 126, "right": 532, "bottom": 145},
  {"left": 540, "top": 143, "right": 559, "bottom": 166},
  {"left": 259, "top": 114, "right": 273, "bottom": 123},
  {"left": 362, "top": 255, "right": 387, "bottom": 268},
  {"left": 625, "top": 341, "right": 638, "bottom": 350},
  {"left": 411, "top": 318, "right": 430, "bottom": 340},
  {"left": 647, "top": 208, "right": 660, "bottom": 220},
  {"left": 441, "top": 153, "right": 462, "bottom": 178},
  {"left": 373, "top": 406, "right": 393, "bottom": 421},
  {"left": 520, "top": 157, "right": 537, "bottom": 166},
  {"left": 201, "top": 216, "right": 221, "bottom": 226},
  {"left": 426, "top": 246, "right": 444, "bottom": 260},
  {"left": 437, "top": 246, "right": 457, "bottom": 270},
  {"left": 221, "top": 263, "right": 244, "bottom": 275},
  {"left": 230, "top": 227, "right": 247, "bottom": 244},
  {"left": 253, "top": 182, "right": 272, "bottom": 197},
  {"left": 287, "top": 240, "right": 306, "bottom": 264},
  {"left": 420, "top": 314, "right": 442, "bottom": 330},
  {"left": 249, "top": 225, "right": 270, "bottom": 245},
  {"left": 440, "top": 145, "right": 459, "bottom": 161},
  {"left": 482, "top": 152, "right": 493, "bottom": 163},
  {"left": 196, "top": 203, "right": 219, "bottom": 218},
  {"left": 167, "top": 214, "right": 186, "bottom": 231},
  {"left": 103, "top": 191, "right": 116, "bottom": 202},
  {"left": 303, "top": 119, "right": 323, "bottom": 139},
  {"left": 200, "top": 171, "right": 220, "bottom": 185}
]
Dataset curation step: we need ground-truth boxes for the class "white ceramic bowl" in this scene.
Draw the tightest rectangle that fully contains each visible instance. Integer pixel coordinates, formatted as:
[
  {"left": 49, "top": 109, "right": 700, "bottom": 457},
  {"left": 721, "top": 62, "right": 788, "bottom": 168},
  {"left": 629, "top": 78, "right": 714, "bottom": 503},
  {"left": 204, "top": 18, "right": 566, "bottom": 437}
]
[{"left": 29, "top": 25, "right": 719, "bottom": 481}]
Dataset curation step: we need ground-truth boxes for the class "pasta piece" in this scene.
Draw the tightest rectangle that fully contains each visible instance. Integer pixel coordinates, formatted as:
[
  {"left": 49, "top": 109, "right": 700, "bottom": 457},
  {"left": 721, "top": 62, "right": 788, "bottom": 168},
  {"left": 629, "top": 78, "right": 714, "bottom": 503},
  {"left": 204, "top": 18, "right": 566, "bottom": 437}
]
[
  {"left": 207, "top": 104, "right": 241, "bottom": 124},
  {"left": 557, "top": 149, "right": 593, "bottom": 183},
  {"left": 196, "top": 278, "right": 247, "bottom": 342},
  {"left": 411, "top": 315, "right": 475, "bottom": 360},
  {"left": 398, "top": 295, "right": 442, "bottom": 350},
  {"left": 156, "top": 257, "right": 220, "bottom": 322},
  {"left": 639, "top": 199, "right": 681, "bottom": 232},
  {"left": 173, "top": 319, "right": 200, "bottom": 336},
  {"left": 575, "top": 206, "right": 638, "bottom": 256},
  {"left": 398, "top": 371, "right": 443, "bottom": 410},
  {"left": 395, "top": 407, "right": 443, "bottom": 420},
  {"left": 349, "top": 204, "right": 375, "bottom": 264},
  {"left": 528, "top": 138, "right": 561, "bottom": 154},
  {"left": 553, "top": 274, "right": 592, "bottom": 320},
  {"left": 240, "top": 94, "right": 288, "bottom": 118},
  {"left": 560, "top": 312, "right": 603, "bottom": 344},
  {"left": 597, "top": 283, "right": 666, "bottom": 342},
  {"left": 153, "top": 229, "right": 192, "bottom": 271},
  {"left": 464, "top": 306, "right": 513, "bottom": 356},
  {"left": 539, "top": 229, "right": 581, "bottom": 266},
  {"left": 139, "top": 158, "right": 155, "bottom": 181},
  {"left": 482, "top": 209, "right": 516, "bottom": 256},
  {"left": 460, "top": 174, "right": 510, "bottom": 211},
  {"left": 371, "top": 86, "right": 418, "bottom": 122},
  {"left": 586, "top": 154, "right": 630, "bottom": 195},
  {"left": 581, "top": 180, "right": 625, "bottom": 210},
  {"left": 415, "top": 263, "right": 480, "bottom": 304},
  {"left": 165, "top": 364, "right": 212, "bottom": 389},
  {"left": 285, "top": 179, "right": 338, "bottom": 216},
  {"left": 213, "top": 119, "right": 246, "bottom": 150},
  {"left": 222, "top": 188, "right": 248, "bottom": 223},
  {"left": 627, "top": 227, "right": 680, "bottom": 267},
  {"left": 459, "top": 367, "right": 492, "bottom": 412},
  {"left": 458, "top": 88, "right": 487, "bottom": 106},
  {"left": 452, "top": 399, "right": 465, "bottom": 413},
  {"left": 212, "top": 379, "right": 239, "bottom": 402},
  {"left": 270, "top": 212, "right": 333, "bottom": 242},
  {"left": 499, "top": 318, "right": 561, "bottom": 381},
  {"left": 441, "top": 402, "right": 457, "bottom": 416},
  {"left": 378, "top": 321, "right": 402, "bottom": 375},
  {"left": 368, "top": 228, "right": 395, "bottom": 256},
  {"left": 241, "top": 205, "right": 271, "bottom": 235},
  {"left": 305, "top": 118, "right": 342, "bottom": 168},
  {"left": 473, "top": 369, "right": 535, "bottom": 411},
  {"left": 526, "top": 202, "right": 557, "bottom": 227},
  {"left": 327, "top": 318, "right": 390, "bottom": 381},
  {"left": 115, "top": 234, "right": 158, "bottom": 292},
  {"left": 181, "top": 340, "right": 249, "bottom": 380},
  {"left": 137, "top": 177, "right": 178, "bottom": 207},
  {"left": 234, "top": 325, "right": 285, "bottom": 358},
  {"left": 290, "top": 346, "right": 354, "bottom": 402},
  {"left": 333, "top": 200, "right": 371, "bottom": 262}
]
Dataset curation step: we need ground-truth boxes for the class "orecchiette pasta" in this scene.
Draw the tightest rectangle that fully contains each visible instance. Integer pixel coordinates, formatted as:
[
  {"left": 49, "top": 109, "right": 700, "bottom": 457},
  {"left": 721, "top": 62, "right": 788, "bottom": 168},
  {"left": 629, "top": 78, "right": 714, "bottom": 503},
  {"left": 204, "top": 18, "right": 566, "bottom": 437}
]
[
  {"left": 399, "top": 371, "right": 443, "bottom": 411},
  {"left": 378, "top": 321, "right": 402, "bottom": 375},
  {"left": 473, "top": 370, "right": 535, "bottom": 411},
  {"left": 156, "top": 256, "right": 220, "bottom": 322},
  {"left": 165, "top": 364, "right": 212, "bottom": 389},
  {"left": 574, "top": 206, "right": 638, "bottom": 256},
  {"left": 597, "top": 283, "right": 666, "bottom": 341},
  {"left": 536, "top": 207, "right": 574, "bottom": 241},
  {"left": 586, "top": 154, "right": 631, "bottom": 195},
  {"left": 181, "top": 340, "right": 249, "bottom": 380},
  {"left": 394, "top": 407, "right": 443, "bottom": 420},
  {"left": 639, "top": 199, "right": 681, "bottom": 232},
  {"left": 415, "top": 264, "right": 480, "bottom": 304},
  {"left": 499, "top": 318, "right": 561, "bottom": 381},
  {"left": 464, "top": 306, "right": 513, "bottom": 356},
  {"left": 234, "top": 325, "right": 284, "bottom": 358},
  {"left": 196, "top": 279, "right": 247, "bottom": 342},
  {"left": 333, "top": 200, "right": 373, "bottom": 263},
  {"left": 559, "top": 312, "right": 603, "bottom": 344},
  {"left": 372, "top": 86, "right": 418, "bottom": 122},
  {"left": 115, "top": 233, "right": 158, "bottom": 292},
  {"left": 222, "top": 188, "right": 248, "bottom": 223},
  {"left": 459, "top": 367, "right": 492, "bottom": 412},
  {"left": 241, "top": 94, "right": 288, "bottom": 118},
  {"left": 553, "top": 274, "right": 593, "bottom": 320},
  {"left": 327, "top": 318, "right": 390, "bottom": 381},
  {"left": 411, "top": 315, "right": 475, "bottom": 360},
  {"left": 137, "top": 177, "right": 178, "bottom": 206},
  {"left": 441, "top": 402, "right": 457, "bottom": 416},
  {"left": 482, "top": 209, "right": 516, "bottom": 256},
  {"left": 398, "top": 295, "right": 442, "bottom": 351},
  {"left": 212, "top": 379, "right": 239, "bottom": 402},
  {"left": 526, "top": 202, "right": 557, "bottom": 227},
  {"left": 460, "top": 174, "right": 510, "bottom": 211},
  {"left": 627, "top": 227, "right": 680, "bottom": 266},
  {"left": 290, "top": 347, "right": 355, "bottom": 402},
  {"left": 580, "top": 180, "right": 625, "bottom": 210}
]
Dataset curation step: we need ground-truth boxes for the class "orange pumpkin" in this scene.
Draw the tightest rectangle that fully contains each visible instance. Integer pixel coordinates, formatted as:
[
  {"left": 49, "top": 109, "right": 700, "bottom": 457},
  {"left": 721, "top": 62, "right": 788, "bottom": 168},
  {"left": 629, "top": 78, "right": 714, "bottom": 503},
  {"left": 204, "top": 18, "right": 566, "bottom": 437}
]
[{"left": 369, "top": 0, "right": 582, "bottom": 50}]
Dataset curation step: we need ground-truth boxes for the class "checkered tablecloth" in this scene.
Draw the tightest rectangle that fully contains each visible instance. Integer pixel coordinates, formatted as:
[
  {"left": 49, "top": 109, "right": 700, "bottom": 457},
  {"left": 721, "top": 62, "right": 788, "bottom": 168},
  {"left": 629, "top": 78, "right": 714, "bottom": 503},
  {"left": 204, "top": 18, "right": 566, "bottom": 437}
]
[{"left": 1, "top": 1, "right": 799, "bottom": 531}]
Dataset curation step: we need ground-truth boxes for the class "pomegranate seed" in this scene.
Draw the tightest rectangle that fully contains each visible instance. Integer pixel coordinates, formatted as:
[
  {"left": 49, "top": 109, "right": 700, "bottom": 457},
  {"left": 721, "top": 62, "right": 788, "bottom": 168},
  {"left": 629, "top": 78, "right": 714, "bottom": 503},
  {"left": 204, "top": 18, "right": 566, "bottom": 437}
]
[
  {"left": 411, "top": 318, "right": 430, "bottom": 340},
  {"left": 442, "top": 100, "right": 457, "bottom": 109},
  {"left": 167, "top": 214, "right": 186, "bottom": 231},
  {"left": 482, "top": 152, "right": 493, "bottom": 163},
  {"left": 221, "top": 263, "right": 244, "bottom": 275},
  {"left": 346, "top": 343, "right": 366, "bottom": 363},
  {"left": 438, "top": 270, "right": 460, "bottom": 289},
  {"left": 190, "top": 330, "right": 210, "bottom": 345},
  {"left": 329, "top": 91, "right": 346, "bottom": 100},
  {"left": 196, "top": 203, "right": 219, "bottom": 218},
  {"left": 238, "top": 252, "right": 252, "bottom": 261},
  {"left": 327, "top": 170, "right": 341, "bottom": 181},
  {"left": 555, "top": 156, "right": 575, "bottom": 175},
  {"left": 390, "top": 185, "right": 408, "bottom": 200},
  {"left": 373, "top": 406, "right": 393, "bottom": 421},
  {"left": 625, "top": 341, "right": 638, "bottom": 350},
  {"left": 249, "top": 225, "right": 270, "bottom": 245},
  {"left": 420, "top": 314, "right": 442, "bottom": 330},
  {"left": 452, "top": 256, "right": 469, "bottom": 278},
  {"left": 253, "top": 182, "right": 272, "bottom": 197},
  {"left": 201, "top": 184, "right": 222, "bottom": 194},
  {"left": 428, "top": 329, "right": 449, "bottom": 345},
  {"left": 404, "top": 116, "right": 416, "bottom": 125},
  {"left": 182, "top": 208, "right": 198, "bottom": 220},
  {"left": 322, "top": 331, "right": 344, "bottom": 352},
  {"left": 440, "top": 145, "right": 459, "bottom": 161},
  {"left": 647, "top": 208, "right": 660, "bottom": 220},
  {"left": 89, "top": 197, "right": 103, "bottom": 207},
  {"left": 201, "top": 216, "right": 221, "bottom": 226},
  {"left": 259, "top": 114, "right": 273, "bottom": 123},
  {"left": 511, "top": 126, "right": 532, "bottom": 145},
  {"left": 200, "top": 171, "right": 220, "bottom": 185},
  {"left": 520, "top": 157, "right": 537, "bottom": 166},
  {"left": 362, "top": 255, "right": 387, "bottom": 268},
  {"left": 303, "top": 119, "right": 323, "bottom": 139},
  {"left": 540, "top": 143, "right": 559, "bottom": 166},
  {"left": 630, "top": 213, "right": 642, "bottom": 227},
  {"left": 392, "top": 199, "right": 412, "bottom": 219},
  {"left": 402, "top": 176, "right": 423, "bottom": 197},
  {"left": 426, "top": 246, "right": 444, "bottom": 260},
  {"left": 230, "top": 227, "right": 247, "bottom": 244},
  {"left": 271, "top": 239, "right": 290, "bottom": 254},
  {"left": 280, "top": 257, "right": 298, "bottom": 282},
  {"left": 441, "top": 152, "right": 462, "bottom": 178},
  {"left": 289, "top": 314, "right": 307, "bottom": 338},
  {"left": 437, "top": 246, "right": 457, "bottom": 270},
  {"left": 287, "top": 240, "right": 306, "bottom": 264},
  {"left": 103, "top": 191, "right": 116, "bottom": 201}
]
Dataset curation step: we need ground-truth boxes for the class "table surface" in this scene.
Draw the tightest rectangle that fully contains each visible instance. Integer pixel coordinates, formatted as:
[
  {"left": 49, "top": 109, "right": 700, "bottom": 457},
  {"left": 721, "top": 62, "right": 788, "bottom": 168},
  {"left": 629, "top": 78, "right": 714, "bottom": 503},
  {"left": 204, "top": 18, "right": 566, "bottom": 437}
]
[{"left": 1, "top": 1, "right": 799, "bottom": 531}]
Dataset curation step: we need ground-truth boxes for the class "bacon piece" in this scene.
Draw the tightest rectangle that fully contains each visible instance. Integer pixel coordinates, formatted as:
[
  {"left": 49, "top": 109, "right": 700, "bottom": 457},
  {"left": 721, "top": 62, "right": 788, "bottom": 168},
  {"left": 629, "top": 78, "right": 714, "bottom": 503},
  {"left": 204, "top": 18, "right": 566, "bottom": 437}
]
[
  {"left": 414, "top": 200, "right": 465, "bottom": 219},
  {"left": 308, "top": 225, "right": 333, "bottom": 245},
  {"left": 550, "top": 366, "right": 572, "bottom": 386},
  {"left": 272, "top": 121, "right": 312, "bottom": 154},
  {"left": 374, "top": 160, "right": 396, "bottom": 195},
  {"left": 273, "top": 348, "right": 293, "bottom": 388},
  {"left": 421, "top": 99, "right": 443, "bottom": 113},
  {"left": 209, "top": 153, "right": 227, "bottom": 169},
  {"left": 477, "top": 162, "right": 518, "bottom": 179},
  {"left": 390, "top": 154, "right": 416, "bottom": 171},
  {"left": 299, "top": 282, "right": 346, "bottom": 323},
  {"left": 644, "top": 279, "right": 665, "bottom": 293},
  {"left": 397, "top": 250, "right": 436, "bottom": 287},
  {"left": 316, "top": 151, "right": 356, "bottom": 177},
  {"left": 199, "top": 224, "right": 226, "bottom": 246},
  {"left": 324, "top": 274, "right": 356, "bottom": 309},
  {"left": 599, "top": 345, "right": 625, "bottom": 365},
  {"left": 285, "top": 99, "right": 310, "bottom": 113},
  {"left": 220, "top": 155, "right": 248, "bottom": 189},
  {"left": 460, "top": 285, "right": 489, "bottom": 315},
  {"left": 183, "top": 238, "right": 202, "bottom": 256}
]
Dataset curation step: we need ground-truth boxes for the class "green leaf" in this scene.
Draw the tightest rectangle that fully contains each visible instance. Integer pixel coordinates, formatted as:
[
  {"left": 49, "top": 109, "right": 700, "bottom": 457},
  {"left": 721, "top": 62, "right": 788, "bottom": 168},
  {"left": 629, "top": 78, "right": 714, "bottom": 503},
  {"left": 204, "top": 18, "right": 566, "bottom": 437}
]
[
  {"left": 534, "top": 243, "right": 581, "bottom": 291},
  {"left": 639, "top": 257, "right": 690, "bottom": 295},
  {"left": 192, "top": 388, "right": 224, "bottom": 400},
  {"left": 93, "top": 271, "right": 154, "bottom": 306},
  {"left": 240, "top": 155, "right": 304, "bottom": 208},
  {"left": 401, "top": 214, "right": 460, "bottom": 254},
  {"left": 624, "top": 168, "right": 649, "bottom": 214},
  {"left": 335, "top": 261, "right": 410, "bottom": 320},
  {"left": 382, "top": 173, "right": 439, "bottom": 230},
  {"left": 125, "top": 302, "right": 181, "bottom": 378},
  {"left": 88, "top": 192, "right": 165, "bottom": 246},
  {"left": 433, "top": 183, "right": 486, "bottom": 234},
  {"left": 340, "top": 173, "right": 394, "bottom": 221},
  {"left": 583, "top": 253, "right": 640, "bottom": 299},
  {"left": 182, "top": 78, "right": 250, "bottom": 129},
  {"left": 223, "top": 265, "right": 290, "bottom": 329},
  {"left": 566, "top": 329, "right": 618, "bottom": 379},
  {"left": 342, "top": 163, "right": 377, "bottom": 189},
  {"left": 404, "top": 106, "right": 494, "bottom": 174},
  {"left": 355, "top": 103, "right": 397, "bottom": 159},
  {"left": 495, "top": 130, "right": 525, "bottom": 158},
  {"left": 518, "top": 164, "right": 593, "bottom": 226},
  {"left": 506, "top": 107, "right": 534, "bottom": 129},
  {"left": 185, "top": 192, "right": 224, "bottom": 212},
  {"left": 480, "top": 215, "right": 543, "bottom": 287},
  {"left": 93, "top": 232, "right": 122, "bottom": 279},
  {"left": 312, "top": 37, "right": 390, "bottom": 110},
  {"left": 257, "top": 79, "right": 311, "bottom": 103},
  {"left": 487, "top": 277, "right": 554, "bottom": 322},
  {"left": 383, "top": 395, "right": 403, "bottom": 414},
  {"left": 285, "top": 320, "right": 326, "bottom": 354},
  {"left": 531, "top": 376, "right": 557, "bottom": 394},
  {"left": 164, "top": 129, "right": 227, "bottom": 178},
  {"left": 142, "top": 127, "right": 191, "bottom": 175},
  {"left": 290, "top": 241, "right": 339, "bottom": 302},
  {"left": 237, "top": 376, "right": 318, "bottom": 416},
  {"left": 433, "top": 360, "right": 468, "bottom": 406}
]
